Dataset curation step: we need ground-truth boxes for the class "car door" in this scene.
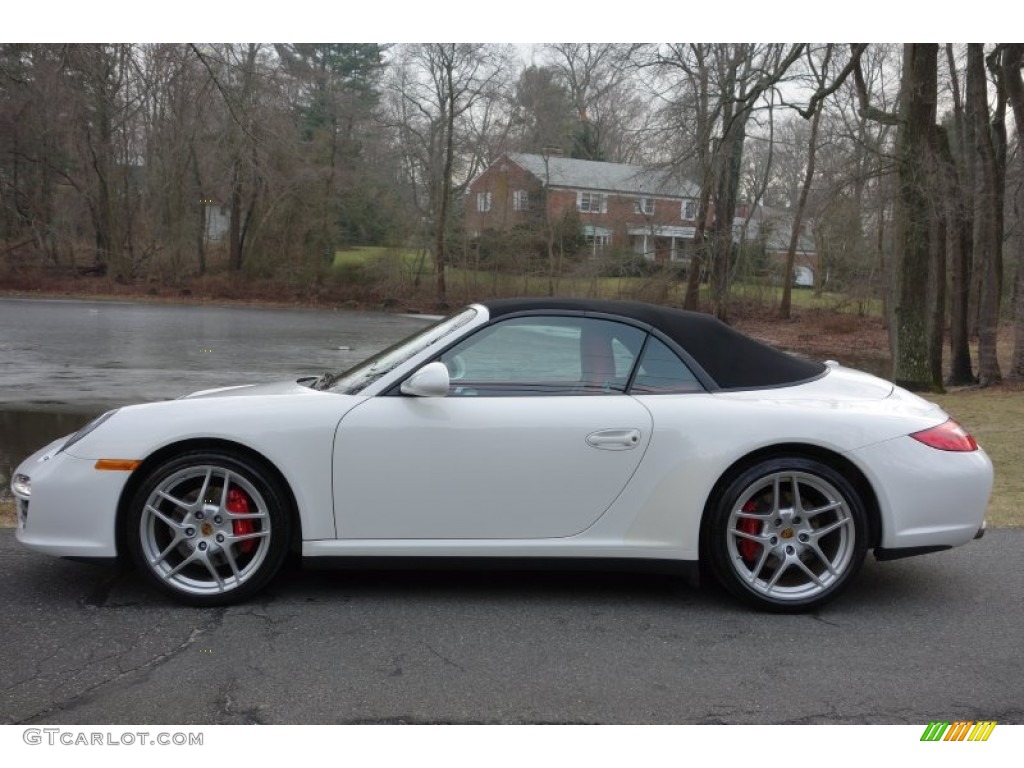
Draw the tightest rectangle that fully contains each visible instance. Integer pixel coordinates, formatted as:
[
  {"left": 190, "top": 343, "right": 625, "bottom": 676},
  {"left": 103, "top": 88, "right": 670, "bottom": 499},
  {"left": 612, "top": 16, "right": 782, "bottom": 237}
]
[{"left": 331, "top": 315, "right": 654, "bottom": 540}]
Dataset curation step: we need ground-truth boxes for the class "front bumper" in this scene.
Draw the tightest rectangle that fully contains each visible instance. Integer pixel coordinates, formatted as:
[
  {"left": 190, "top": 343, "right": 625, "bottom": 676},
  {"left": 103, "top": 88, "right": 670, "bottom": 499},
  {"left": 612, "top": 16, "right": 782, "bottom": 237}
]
[{"left": 13, "top": 438, "right": 128, "bottom": 558}]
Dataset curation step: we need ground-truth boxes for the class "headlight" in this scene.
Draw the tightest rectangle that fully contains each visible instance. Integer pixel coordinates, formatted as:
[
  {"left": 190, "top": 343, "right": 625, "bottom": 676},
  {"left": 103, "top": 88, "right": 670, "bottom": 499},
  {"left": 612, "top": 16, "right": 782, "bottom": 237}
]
[
  {"left": 12, "top": 473, "right": 31, "bottom": 497},
  {"left": 60, "top": 409, "right": 120, "bottom": 453}
]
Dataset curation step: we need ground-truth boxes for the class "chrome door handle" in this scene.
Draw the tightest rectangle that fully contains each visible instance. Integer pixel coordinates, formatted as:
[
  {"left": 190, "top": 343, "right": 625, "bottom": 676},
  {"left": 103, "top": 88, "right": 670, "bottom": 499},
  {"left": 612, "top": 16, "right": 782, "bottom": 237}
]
[{"left": 586, "top": 428, "right": 642, "bottom": 451}]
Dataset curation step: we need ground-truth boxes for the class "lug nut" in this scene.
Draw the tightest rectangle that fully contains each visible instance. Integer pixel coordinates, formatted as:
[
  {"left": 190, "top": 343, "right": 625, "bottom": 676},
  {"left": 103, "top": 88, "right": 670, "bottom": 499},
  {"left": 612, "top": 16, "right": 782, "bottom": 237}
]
[
  {"left": 798, "top": 533, "right": 809, "bottom": 542},
  {"left": 198, "top": 541, "right": 207, "bottom": 551},
  {"left": 216, "top": 534, "right": 225, "bottom": 543},
  {"left": 214, "top": 515, "right": 223, "bottom": 524},
  {"left": 773, "top": 519, "right": 782, "bottom": 526},
  {"left": 785, "top": 545, "right": 795, "bottom": 555},
  {"left": 186, "top": 527, "right": 196, "bottom": 537},
  {"left": 794, "top": 517, "right": 802, "bottom": 524},
  {"left": 770, "top": 536, "right": 779, "bottom": 545},
  {"left": 195, "top": 511, "right": 204, "bottom": 520}
]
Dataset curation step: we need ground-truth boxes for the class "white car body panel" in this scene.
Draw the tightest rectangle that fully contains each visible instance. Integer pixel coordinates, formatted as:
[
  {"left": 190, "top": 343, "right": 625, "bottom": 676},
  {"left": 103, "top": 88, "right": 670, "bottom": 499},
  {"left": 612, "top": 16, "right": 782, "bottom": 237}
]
[
  {"left": 12, "top": 301, "right": 992, "bottom": 603},
  {"left": 46, "top": 388, "right": 366, "bottom": 544},
  {"left": 333, "top": 395, "right": 653, "bottom": 539}
]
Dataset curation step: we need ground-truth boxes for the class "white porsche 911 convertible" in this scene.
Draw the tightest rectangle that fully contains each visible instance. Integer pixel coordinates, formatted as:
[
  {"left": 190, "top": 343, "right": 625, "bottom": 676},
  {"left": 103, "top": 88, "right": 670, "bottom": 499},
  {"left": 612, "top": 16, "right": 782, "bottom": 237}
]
[{"left": 11, "top": 298, "right": 992, "bottom": 611}]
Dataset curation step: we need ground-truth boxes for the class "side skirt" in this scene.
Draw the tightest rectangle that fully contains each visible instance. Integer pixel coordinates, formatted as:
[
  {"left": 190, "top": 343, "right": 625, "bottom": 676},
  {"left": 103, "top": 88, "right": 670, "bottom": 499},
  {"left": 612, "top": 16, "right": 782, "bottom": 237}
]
[{"left": 302, "top": 556, "right": 701, "bottom": 586}]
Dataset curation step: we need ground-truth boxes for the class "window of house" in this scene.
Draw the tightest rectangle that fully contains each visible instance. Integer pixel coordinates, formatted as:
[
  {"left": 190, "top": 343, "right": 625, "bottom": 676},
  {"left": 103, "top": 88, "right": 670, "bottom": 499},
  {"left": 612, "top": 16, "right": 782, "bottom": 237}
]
[
  {"left": 512, "top": 190, "right": 529, "bottom": 211},
  {"left": 477, "top": 192, "right": 492, "bottom": 212},
  {"left": 585, "top": 232, "right": 612, "bottom": 255},
  {"left": 681, "top": 199, "right": 698, "bottom": 221},
  {"left": 635, "top": 197, "right": 655, "bottom": 216},
  {"left": 577, "top": 191, "right": 607, "bottom": 214}
]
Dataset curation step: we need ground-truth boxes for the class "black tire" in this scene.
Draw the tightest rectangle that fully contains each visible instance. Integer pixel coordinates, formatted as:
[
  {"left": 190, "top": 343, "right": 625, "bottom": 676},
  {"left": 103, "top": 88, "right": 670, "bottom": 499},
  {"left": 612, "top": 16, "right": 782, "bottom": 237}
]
[
  {"left": 704, "top": 457, "right": 867, "bottom": 612},
  {"left": 124, "top": 449, "right": 292, "bottom": 606}
]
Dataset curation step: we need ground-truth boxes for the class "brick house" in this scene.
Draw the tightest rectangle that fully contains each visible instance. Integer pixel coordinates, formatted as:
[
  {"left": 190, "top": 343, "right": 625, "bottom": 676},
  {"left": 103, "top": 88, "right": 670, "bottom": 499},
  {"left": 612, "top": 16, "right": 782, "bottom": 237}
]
[{"left": 464, "top": 152, "right": 702, "bottom": 262}]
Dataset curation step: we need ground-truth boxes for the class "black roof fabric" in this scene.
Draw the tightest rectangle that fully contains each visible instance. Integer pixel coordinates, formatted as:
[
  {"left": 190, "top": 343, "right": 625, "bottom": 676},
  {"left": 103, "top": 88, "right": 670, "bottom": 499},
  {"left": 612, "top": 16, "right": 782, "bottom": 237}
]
[{"left": 483, "top": 298, "right": 826, "bottom": 390}]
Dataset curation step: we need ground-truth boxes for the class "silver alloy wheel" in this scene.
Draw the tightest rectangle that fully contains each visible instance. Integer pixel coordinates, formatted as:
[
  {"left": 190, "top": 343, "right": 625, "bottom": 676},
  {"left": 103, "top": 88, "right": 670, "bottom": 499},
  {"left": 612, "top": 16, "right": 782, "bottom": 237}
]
[
  {"left": 139, "top": 465, "right": 272, "bottom": 596},
  {"left": 725, "top": 470, "right": 856, "bottom": 603}
]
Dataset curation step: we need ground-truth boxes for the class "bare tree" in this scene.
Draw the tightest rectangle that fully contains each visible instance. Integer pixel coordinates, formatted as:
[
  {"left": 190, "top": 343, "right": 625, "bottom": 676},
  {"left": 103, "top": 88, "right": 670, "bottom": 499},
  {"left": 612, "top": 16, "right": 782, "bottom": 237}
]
[
  {"left": 854, "top": 44, "right": 948, "bottom": 391},
  {"left": 388, "top": 43, "right": 511, "bottom": 307},
  {"left": 1003, "top": 44, "right": 1024, "bottom": 381},
  {"left": 968, "top": 44, "right": 1003, "bottom": 386},
  {"left": 541, "top": 44, "right": 645, "bottom": 162}
]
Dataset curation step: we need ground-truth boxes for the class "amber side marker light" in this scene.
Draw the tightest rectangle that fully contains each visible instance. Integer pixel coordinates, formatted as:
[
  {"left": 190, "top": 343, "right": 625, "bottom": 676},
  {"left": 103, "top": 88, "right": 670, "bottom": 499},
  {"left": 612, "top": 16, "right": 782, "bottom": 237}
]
[
  {"left": 94, "top": 459, "right": 142, "bottom": 471},
  {"left": 910, "top": 420, "right": 979, "bottom": 452}
]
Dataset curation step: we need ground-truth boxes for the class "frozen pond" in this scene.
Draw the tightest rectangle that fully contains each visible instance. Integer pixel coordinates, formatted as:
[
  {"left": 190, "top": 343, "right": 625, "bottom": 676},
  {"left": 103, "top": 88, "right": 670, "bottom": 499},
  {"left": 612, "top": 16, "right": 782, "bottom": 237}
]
[{"left": 0, "top": 297, "right": 432, "bottom": 499}]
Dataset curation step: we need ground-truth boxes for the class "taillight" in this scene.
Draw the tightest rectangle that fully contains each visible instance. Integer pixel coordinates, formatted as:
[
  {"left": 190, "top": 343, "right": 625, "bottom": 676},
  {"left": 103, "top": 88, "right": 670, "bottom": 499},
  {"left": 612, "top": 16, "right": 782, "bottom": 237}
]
[{"left": 910, "top": 419, "right": 979, "bottom": 452}]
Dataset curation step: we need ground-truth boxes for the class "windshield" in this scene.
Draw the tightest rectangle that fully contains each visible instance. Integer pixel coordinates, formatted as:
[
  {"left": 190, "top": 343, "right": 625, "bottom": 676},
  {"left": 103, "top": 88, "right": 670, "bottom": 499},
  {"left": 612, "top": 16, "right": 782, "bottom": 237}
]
[{"left": 322, "top": 307, "right": 478, "bottom": 395}]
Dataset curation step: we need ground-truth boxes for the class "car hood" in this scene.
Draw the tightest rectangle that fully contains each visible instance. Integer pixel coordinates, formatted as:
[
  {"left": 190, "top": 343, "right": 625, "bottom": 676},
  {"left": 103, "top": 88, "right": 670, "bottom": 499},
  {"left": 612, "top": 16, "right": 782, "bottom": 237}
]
[{"left": 182, "top": 378, "right": 320, "bottom": 399}]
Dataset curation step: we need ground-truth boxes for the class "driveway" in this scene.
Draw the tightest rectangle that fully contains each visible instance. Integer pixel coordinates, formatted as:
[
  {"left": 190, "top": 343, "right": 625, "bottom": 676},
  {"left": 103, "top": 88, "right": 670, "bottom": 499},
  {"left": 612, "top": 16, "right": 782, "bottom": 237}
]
[{"left": 2, "top": 529, "right": 1022, "bottom": 724}]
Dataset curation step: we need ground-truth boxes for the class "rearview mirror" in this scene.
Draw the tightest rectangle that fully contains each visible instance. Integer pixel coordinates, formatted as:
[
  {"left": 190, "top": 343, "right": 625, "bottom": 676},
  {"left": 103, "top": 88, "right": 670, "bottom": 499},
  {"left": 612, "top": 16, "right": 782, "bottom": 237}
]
[{"left": 400, "top": 362, "right": 450, "bottom": 397}]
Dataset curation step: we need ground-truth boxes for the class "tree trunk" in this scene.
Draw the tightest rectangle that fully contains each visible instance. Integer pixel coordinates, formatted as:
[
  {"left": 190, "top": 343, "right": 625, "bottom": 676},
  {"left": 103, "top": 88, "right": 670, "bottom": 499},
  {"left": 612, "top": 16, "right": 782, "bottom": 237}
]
[
  {"left": 967, "top": 44, "right": 1002, "bottom": 386},
  {"left": 683, "top": 186, "right": 711, "bottom": 311},
  {"left": 779, "top": 106, "right": 821, "bottom": 319},
  {"left": 433, "top": 54, "right": 456, "bottom": 309},
  {"left": 888, "top": 43, "right": 942, "bottom": 392},
  {"left": 709, "top": 130, "right": 743, "bottom": 322},
  {"left": 936, "top": 126, "right": 974, "bottom": 384},
  {"left": 1003, "top": 44, "right": 1024, "bottom": 380}
]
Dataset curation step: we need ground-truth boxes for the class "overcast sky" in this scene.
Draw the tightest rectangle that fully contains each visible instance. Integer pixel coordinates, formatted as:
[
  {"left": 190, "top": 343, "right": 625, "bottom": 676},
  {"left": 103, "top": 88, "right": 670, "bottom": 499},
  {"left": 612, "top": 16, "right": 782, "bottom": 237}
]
[{"left": 5, "top": 2, "right": 999, "bottom": 44}]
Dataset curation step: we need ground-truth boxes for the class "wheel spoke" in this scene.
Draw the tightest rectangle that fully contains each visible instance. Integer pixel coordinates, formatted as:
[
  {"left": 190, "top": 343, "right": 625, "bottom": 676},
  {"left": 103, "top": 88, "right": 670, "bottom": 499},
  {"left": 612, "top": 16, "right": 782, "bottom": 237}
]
[
  {"left": 772, "top": 476, "right": 782, "bottom": 514},
  {"left": 156, "top": 489, "right": 191, "bottom": 511},
  {"left": 765, "top": 559, "right": 790, "bottom": 592},
  {"left": 162, "top": 550, "right": 200, "bottom": 580},
  {"left": 804, "top": 500, "right": 842, "bottom": 518},
  {"left": 226, "top": 530, "right": 269, "bottom": 543},
  {"left": 218, "top": 470, "right": 232, "bottom": 509},
  {"left": 202, "top": 556, "right": 225, "bottom": 591},
  {"left": 222, "top": 544, "right": 243, "bottom": 580},
  {"left": 748, "top": 548, "right": 772, "bottom": 583},
  {"left": 735, "top": 509, "right": 770, "bottom": 520},
  {"left": 223, "top": 510, "right": 267, "bottom": 520},
  {"left": 146, "top": 504, "right": 185, "bottom": 531},
  {"left": 150, "top": 535, "right": 183, "bottom": 566},
  {"left": 811, "top": 517, "right": 850, "bottom": 539},
  {"left": 732, "top": 528, "right": 766, "bottom": 544},
  {"left": 790, "top": 476, "right": 802, "bottom": 513},
  {"left": 807, "top": 541, "right": 839, "bottom": 576},
  {"left": 196, "top": 467, "right": 213, "bottom": 506},
  {"left": 793, "top": 556, "right": 825, "bottom": 587}
]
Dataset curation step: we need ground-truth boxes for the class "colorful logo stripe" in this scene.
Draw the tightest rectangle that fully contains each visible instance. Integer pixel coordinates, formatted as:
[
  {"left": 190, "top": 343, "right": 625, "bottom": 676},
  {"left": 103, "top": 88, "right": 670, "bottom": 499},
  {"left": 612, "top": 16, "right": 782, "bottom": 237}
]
[{"left": 920, "top": 721, "right": 996, "bottom": 742}]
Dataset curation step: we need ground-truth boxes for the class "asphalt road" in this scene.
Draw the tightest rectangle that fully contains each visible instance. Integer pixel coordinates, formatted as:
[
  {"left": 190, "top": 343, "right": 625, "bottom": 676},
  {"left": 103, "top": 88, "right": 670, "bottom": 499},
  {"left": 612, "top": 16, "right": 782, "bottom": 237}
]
[{"left": 2, "top": 528, "right": 1022, "bottom": 725}]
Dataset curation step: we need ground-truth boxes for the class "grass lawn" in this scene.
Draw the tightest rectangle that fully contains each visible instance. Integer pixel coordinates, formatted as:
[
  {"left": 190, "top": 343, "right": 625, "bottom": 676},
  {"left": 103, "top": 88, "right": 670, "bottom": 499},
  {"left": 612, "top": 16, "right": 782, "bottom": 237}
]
[{"left": 332, "top": 246, "right": 421, "bottom": 269}]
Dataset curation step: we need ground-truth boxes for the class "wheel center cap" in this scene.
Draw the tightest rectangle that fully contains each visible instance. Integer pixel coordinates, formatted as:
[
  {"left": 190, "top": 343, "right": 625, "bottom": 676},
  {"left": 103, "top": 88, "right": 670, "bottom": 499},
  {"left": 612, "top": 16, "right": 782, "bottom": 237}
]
[
  {"left": 200, "top": 522, "right": 214, "bottom": 537},
  {"left": 781, "top": 528, "right": 795, "bottom": 539}
]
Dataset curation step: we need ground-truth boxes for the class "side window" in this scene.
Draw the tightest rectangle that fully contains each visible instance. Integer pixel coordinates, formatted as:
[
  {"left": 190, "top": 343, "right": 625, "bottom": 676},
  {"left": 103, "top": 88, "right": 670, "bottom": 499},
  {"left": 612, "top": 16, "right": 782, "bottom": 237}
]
[
  {"left": 439, "top": 316, "right": 645, "bottom": 396},
  {"left": 630, "top": 336, "right": 702, "bottom": 394}
]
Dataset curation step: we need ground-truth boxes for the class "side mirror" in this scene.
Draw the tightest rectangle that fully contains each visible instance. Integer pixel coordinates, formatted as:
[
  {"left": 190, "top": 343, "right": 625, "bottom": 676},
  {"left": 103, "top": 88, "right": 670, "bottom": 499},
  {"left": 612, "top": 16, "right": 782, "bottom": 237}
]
[{"left": 400, "top": 361, "right": 450, "bottom": 397}]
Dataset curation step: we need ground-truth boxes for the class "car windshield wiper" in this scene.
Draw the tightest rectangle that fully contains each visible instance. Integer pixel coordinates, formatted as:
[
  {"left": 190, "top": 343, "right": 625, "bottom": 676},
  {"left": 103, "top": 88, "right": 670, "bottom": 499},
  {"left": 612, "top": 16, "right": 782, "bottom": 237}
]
[{"left": 313, "top": 371, "right": 338, "bottom": 391}]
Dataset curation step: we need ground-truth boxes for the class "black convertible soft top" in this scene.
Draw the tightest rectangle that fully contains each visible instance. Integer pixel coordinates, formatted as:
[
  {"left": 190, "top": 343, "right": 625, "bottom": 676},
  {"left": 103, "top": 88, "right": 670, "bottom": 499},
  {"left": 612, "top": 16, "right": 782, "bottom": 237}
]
[{"left": 483, "top": 298, "right": 826, "bottom": 390}]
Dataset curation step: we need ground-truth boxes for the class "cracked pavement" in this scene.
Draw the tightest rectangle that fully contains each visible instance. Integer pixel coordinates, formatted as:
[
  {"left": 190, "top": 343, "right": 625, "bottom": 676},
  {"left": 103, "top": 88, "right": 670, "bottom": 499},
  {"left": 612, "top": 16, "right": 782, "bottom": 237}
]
[{"left": 1, "top": 529, "right": 1022, "bottom": 724}]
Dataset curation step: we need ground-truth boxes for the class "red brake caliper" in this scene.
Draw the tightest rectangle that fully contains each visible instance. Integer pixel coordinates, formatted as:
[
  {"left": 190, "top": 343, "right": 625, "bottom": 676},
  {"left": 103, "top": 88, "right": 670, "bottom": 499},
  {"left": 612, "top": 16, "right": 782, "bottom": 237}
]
[
  {"left": 227, "top": 487, "right": 257, "bottom": 554},
  {"left": 738, "top": 500, "right": 761, "bottom": 564}
]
